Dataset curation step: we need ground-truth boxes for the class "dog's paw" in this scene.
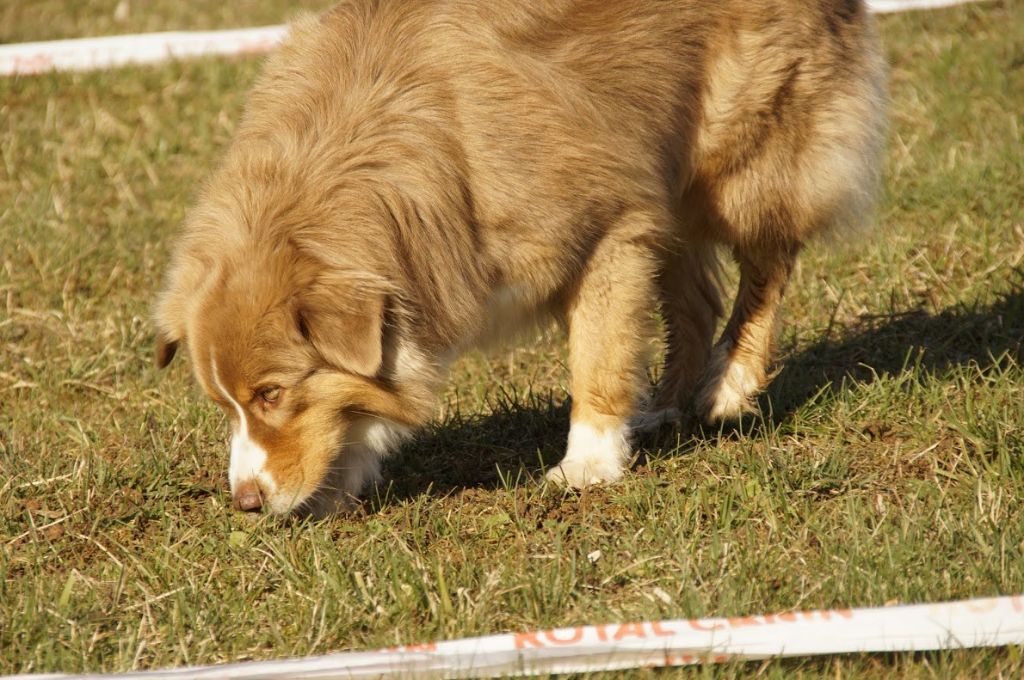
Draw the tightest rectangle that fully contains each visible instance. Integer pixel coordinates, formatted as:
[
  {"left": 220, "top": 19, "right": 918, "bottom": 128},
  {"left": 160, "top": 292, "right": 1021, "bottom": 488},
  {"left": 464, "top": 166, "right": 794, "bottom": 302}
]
[
  {"left": 546, "top": 421, "right": 630, "bottom": 488},
  {"left": 545, "top": 457, "right": 624, "bottom": 488},
  {"left": 696, "top": 350, "right": 763, "bottom": 422}
]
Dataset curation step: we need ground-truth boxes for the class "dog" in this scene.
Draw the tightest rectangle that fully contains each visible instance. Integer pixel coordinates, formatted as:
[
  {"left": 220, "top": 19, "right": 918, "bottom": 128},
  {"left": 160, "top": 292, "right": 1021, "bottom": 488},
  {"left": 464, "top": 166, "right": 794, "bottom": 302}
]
[{"left": 155, "top": 0, "right": 886, "bottom": 516}]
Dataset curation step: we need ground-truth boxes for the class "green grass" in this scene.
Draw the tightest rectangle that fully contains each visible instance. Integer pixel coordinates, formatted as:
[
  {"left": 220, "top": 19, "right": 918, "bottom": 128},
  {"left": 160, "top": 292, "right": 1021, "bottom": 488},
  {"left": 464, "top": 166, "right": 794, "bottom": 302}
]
[{"left": 2, "top": 2, "right": 1023, "bottom": 677}]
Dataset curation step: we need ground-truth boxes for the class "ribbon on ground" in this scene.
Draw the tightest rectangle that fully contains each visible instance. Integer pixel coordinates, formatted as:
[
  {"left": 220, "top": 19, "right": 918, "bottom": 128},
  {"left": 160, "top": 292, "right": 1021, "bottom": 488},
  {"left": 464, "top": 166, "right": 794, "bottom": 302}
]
[
  {"left": 10, "top": 595, "right": 1024, "bottom": 679},
  {"left": 0, "top": 26, "right": 287, "bottom": 77}
]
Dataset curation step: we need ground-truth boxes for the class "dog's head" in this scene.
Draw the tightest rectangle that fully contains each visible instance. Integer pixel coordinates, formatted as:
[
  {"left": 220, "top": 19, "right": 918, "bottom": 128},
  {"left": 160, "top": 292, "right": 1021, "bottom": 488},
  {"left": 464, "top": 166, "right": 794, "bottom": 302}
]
[{"left": 155, "top": 233, "right": 422, "bottom": 516}]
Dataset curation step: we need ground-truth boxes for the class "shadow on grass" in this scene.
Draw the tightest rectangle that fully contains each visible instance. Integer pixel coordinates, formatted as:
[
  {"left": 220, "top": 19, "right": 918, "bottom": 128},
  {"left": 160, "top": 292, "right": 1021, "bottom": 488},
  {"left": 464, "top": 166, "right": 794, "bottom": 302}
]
[
  {"left": 765, "top": 274, "right": 1024, "bottom": 418},
  {"left": 380, "top": 391, "right": 570, "bottom": 501},
  {"left": 380, "top": 274, "right": 1024, "bottom": 501}
]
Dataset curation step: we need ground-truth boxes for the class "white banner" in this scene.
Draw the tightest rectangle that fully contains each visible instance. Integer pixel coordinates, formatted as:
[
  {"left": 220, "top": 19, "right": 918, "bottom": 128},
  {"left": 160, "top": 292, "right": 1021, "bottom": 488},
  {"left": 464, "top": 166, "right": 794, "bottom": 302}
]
[
  {"left": 869, "top": 0, "right": 985, "bottom": 10},
  {"left": 9, "top": 595, "right": 1024, "bottom": 679},
  {"left": 0, "top": 0, "right": 989, "bottom": 77},
  {"left": 0, "top": 26, "right": 287, "bottom": 77}
]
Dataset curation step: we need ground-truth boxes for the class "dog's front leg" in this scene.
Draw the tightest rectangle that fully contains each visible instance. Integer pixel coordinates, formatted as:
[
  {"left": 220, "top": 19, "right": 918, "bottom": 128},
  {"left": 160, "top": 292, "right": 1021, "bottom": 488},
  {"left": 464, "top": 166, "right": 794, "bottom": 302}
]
[{"left": 545, "top": 211, "right": 661, "bottom": 488}]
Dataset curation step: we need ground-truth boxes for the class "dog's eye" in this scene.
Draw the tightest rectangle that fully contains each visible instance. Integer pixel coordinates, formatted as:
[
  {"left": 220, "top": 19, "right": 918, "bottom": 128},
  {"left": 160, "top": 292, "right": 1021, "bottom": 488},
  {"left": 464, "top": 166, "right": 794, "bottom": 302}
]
[{"left": 257, "top": 386, "right": 282, "bottom": 405}]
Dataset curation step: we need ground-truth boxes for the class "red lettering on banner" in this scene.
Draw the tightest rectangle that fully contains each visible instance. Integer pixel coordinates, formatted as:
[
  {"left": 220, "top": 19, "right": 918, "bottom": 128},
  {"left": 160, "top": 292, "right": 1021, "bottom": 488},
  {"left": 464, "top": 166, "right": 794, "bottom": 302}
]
[
  {"left": 1012, "top": 596, "right": 1024, "bottom": 612},
  {"left": 818, "top": 609, "right": 854, "bottom": 620},
  {"left": 404, "top": 643, "right": 437, "bottom": 652},
  {"left": 544, "top": 627, "right": 584, "bottom": 645},
  {"left": 650, "top": 621, "right": 676, "bottom": 637},
  {"left": 514, "top": 631, "right": 545, "bottom": 649},
  {"left": 383, "top": 643, "right": 438, "bottom": 653},
  {"left": 774, "top": 611, "right": 798, "bottom": 622},
  {"left": 966, "top": 599, "right": 998, "bottom": 614},
  {"left": 595, "top": 624, "right": 610, "bottom": 642},
  {"left": 14, "top": 54, "right": 55, "bottom": 75},
  {"left": 688, "top": 618, "right": 726, "bottom": 631},
  {"left": 613, "top": 623, "right": 647, "bottom": 640},
  {"left": 727, "top": 616, "right": 761, "bottom": 628},
  {"left": 238, "top": 40, "right": 278, "bottom": 55}
]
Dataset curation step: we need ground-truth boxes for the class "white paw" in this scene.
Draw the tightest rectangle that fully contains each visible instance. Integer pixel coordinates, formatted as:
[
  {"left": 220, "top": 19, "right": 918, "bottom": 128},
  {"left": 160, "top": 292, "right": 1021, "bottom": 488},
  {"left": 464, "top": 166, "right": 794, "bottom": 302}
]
[
  {"left": 629, "top": 408, "right": 681, "bottom": 434},
  {"left": 698, "top": 350, "right": 763, "bottom": 422},
  {"left": 545, "top": 421, "right": 630, "bottom": 488},
  {"left": 545, "top": 457, "right": 624, "bottom": 487}
]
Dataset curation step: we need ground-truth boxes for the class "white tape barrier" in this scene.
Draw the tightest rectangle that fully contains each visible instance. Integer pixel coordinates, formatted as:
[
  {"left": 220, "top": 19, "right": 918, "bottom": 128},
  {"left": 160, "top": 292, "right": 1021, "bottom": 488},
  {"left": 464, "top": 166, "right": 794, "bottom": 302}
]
[
  {"left": 869, "top": 0, "right": 986, "bottom": 11},
  {"left": 0, "top": 0, "right": 990, "bottom": 77},
  {"left": 11, "top": 595, "right": 1024, "bottom": 679},
  {"left": 0, "top": 26, "right": 287, "bottom": 77}
]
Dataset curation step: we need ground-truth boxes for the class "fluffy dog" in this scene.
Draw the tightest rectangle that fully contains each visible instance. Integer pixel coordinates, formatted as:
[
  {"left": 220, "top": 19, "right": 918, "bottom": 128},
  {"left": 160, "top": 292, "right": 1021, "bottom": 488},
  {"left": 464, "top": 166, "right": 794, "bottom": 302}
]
[{"left": 155, "top": 0, "right": 886, "bottom": 516}]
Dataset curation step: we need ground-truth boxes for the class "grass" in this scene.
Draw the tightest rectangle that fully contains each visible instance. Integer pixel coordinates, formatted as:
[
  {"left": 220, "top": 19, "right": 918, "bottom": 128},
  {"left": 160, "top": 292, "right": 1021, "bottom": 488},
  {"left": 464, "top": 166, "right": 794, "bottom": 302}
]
[{"left": 1, "top": 1, "right": 1023, "bottom": 677}]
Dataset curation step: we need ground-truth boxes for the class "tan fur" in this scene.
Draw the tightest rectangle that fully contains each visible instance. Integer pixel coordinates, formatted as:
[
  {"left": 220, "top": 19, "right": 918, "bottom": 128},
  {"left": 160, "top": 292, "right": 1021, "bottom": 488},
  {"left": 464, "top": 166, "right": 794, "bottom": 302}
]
[{"left": 156, "top": 0, "right": 886, "bottom": 514}]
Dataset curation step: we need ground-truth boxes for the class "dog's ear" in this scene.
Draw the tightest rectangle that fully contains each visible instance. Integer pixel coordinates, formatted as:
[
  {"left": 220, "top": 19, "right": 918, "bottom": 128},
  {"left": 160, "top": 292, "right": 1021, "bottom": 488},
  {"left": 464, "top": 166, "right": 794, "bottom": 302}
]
[
  {"left": 155, "top": 333, "right": 180, "bottom": 368},
  {"left": 297, "top": 284, "right": 386, "bottom": 377},
  {"left": 153, "top": 249, "right": 214, "bottom": 370},
  {"left": 154, "top": 289, "right": 186, "bottom": 369}
]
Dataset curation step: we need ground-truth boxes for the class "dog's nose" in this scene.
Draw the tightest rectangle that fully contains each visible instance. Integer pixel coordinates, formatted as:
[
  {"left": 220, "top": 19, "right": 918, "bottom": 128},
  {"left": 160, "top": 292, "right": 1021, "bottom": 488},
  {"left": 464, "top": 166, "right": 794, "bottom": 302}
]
[{"left": 232, "top": 480, "right": 263, "bottom": 512}]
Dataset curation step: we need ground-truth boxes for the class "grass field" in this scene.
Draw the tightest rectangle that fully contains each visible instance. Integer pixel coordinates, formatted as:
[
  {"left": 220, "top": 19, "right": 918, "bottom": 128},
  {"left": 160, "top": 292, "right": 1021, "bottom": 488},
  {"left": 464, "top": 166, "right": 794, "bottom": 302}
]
[{"left": 2, "top": 1, "right": 1023, "bottom": 677}]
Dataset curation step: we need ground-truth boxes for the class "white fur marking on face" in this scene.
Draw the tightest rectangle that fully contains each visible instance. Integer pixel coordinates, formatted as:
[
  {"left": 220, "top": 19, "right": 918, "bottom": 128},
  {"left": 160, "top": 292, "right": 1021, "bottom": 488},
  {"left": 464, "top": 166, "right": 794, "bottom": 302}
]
[
  {"left": 545, "top": 420, "right": 630, "bottom": 488},
  {"left": 210, "top": 356, "right": 277, "bottom": 497}
]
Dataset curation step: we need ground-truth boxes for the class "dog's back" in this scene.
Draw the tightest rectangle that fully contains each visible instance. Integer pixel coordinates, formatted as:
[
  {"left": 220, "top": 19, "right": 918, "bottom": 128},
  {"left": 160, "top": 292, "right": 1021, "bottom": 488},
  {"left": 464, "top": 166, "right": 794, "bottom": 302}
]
[{"left": 230, "top": 0, "right": 884, "bottom": 324}]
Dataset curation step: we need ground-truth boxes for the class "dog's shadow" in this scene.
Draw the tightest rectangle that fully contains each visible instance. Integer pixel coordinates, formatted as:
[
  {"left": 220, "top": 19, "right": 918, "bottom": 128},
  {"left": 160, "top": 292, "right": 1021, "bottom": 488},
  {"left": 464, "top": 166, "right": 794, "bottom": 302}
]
[
  {"left": 379, "top": 275, "right": 1024, "bottom": 503},
  {"left": 765, "top": 274, "right": 1024, "bottom": 418},
  {"left": 379, "top": 392, "right": 570, "bottom": 502}
]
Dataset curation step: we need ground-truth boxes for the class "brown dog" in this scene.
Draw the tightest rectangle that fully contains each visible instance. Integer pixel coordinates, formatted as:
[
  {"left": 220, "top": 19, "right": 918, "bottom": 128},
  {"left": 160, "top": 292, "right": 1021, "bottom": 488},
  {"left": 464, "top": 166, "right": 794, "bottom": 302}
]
[{"left": 156, "top": 0, "right": 886, "bottom": 516}]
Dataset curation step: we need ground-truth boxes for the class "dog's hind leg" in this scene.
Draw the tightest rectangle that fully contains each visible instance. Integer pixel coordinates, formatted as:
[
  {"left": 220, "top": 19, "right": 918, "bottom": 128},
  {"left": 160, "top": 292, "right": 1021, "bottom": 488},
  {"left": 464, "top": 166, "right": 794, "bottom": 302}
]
[
  {"left": 545, "top": 211, "right": 662, "bottom": 488},
  {"left": 637, "top": 241, "right": 723, "bottom": 431},
  {"left": 696, "top": 242, "right": 798, "bottom": 423}
]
